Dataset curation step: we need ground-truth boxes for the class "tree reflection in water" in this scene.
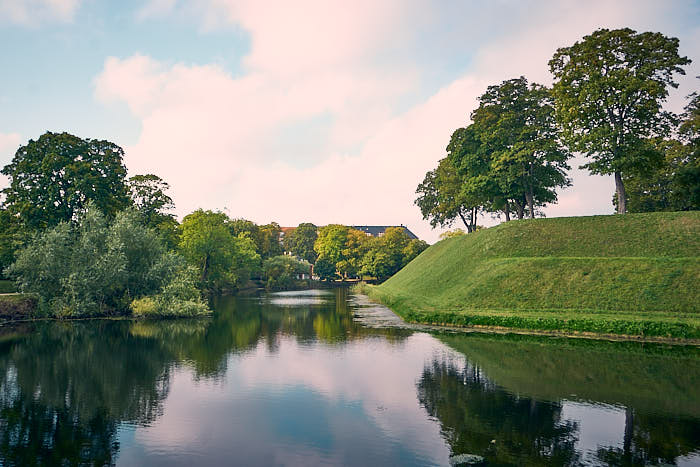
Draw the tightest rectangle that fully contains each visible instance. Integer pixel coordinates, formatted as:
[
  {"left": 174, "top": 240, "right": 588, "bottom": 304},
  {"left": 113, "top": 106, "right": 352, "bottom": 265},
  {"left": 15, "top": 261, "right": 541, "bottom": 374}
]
[
  {"left": 421, "top": 333, "right": 700, "bottom": 466},
  {"left": 417, "top": 358, "right": 580, "bottom": 465},
  {"left": 0, "top": 288, "right": 409, "bottom": 465}
]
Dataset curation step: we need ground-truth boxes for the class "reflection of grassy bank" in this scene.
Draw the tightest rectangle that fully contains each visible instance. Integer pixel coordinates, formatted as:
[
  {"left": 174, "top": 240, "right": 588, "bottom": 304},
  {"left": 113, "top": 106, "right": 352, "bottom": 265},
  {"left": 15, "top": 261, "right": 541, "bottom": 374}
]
[
  {"left": 438, "top": 332, "right": 700, "bottom": 418},
  {"left": 362, "top": 212, "right": 700, "bottom": 340}
]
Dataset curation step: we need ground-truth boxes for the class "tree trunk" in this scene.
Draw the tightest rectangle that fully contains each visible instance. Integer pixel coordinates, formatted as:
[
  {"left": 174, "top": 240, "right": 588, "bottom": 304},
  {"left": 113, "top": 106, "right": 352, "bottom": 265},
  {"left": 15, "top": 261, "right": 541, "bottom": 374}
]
[
  {"left": 201, "top": 254, "right": 209, "bottom": 283},
  {"left": 458, "top": 211, "right": 472, "bottom": 233},
  {"left": 623, "top": 408, "right": 634, "bottom": 461},
  {"left": 471, "top": 207, "right": 477, "bottom": 232},
  {"left": 513, "top": 200, "right": 524, "bottom": 220},
  {"left": 504, "top": 202, "right": 510, "bottom": 222},
  {"left": 525, "top": 189, "right": 535, "bottom": 219},
  {"left": 615, "top": 171, "right": 627, "bottom": 214}
]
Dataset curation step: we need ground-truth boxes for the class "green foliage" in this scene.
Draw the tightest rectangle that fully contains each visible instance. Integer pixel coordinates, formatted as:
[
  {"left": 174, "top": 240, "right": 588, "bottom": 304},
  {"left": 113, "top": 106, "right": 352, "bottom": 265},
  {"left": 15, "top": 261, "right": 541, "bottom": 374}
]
[
  {"left": 421, "top": 77, "right": 571, "bottom": 226},
  {"left": 1, "top": 132, "right": 130, "bottom": 230},
  {"left": 549, "top": 28, "right": 691, "bottom": 213},
  {"left": 258, "top": 222, "right": 283, "bottom": 258},
  {"left": 313, "top": 256, "right": 338, "bottom": 281},
  {"left": 6, "top": 203, "right": 201, "bottom": 317},
  {"left": 127, "top": 174, "right": 179, "bottom": 248},
  {"left": 262, "top": 255, "right": 311, "bottom": 290},
  {"left": 623, "top": 91, "right": 700, "bottom": 213},
  {"left": 337, "top": 229, "right": 370, "bottom": 278},
  {"left": 127, "top": 174, "right": 174, "bottom": 224},
  {"left": 283, "top": 223, "right": 318, "bottom": 263},
  {"left": 0, "top": 280, "right": 16, "bottom": 293},
  {"left": 0, "top": 208, "right": 26, "bottom": 279},
  {"left": 366, "top": 212, "right": 700, "bottom": 338},
  {"left": 469, "top": 77, "right": 571, "bottom": 219},
  {"left": 178, "top": 209, "right": 260, "bottom": 292},
  {"left": 131, "top": 266, "right": 210, "bottom": 318},
  {"left": 314, "top": 224, "right": 349, "bottom": 278},
  {"left": 361, "top": 227, "right": 428, "bottom": 281},
  {"left": 415, "top": 157, "right": 480, "bottom": 231}
]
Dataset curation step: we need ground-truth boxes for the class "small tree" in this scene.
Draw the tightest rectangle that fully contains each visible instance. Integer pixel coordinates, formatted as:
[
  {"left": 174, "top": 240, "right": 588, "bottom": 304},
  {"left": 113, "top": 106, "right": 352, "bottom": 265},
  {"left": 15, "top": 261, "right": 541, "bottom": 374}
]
[{"left": 549, "top": 28, "right": 691, "bottom": 213}]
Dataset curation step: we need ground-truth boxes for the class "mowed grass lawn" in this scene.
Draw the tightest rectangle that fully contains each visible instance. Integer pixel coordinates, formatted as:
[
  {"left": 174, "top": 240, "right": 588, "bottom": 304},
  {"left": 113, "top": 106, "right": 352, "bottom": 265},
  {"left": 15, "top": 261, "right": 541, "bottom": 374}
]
[{"left": 364, "top": 212, "right": 700, "bottom": 340}]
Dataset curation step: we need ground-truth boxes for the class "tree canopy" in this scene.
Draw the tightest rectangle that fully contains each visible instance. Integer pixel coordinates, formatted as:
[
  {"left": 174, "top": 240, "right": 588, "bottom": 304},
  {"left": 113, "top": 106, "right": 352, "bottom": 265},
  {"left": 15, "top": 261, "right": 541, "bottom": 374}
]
[
  {"left": 623, "top": 91, "right": 700, "bottom": 212},
  {"left": 1, "top": 132, "right": 130, "bottom": 230},
  {"left": 469, "top": 77, "right": 571, "bottom": 219},
  {"left": 178, "top": 210, "right": 260, "bottom": 291},
  {"left": 549, "top": 28, "right": 691, "bottom": 213},
  {"left": 283, "top": 223, "right": 318, "bottom": 263}
]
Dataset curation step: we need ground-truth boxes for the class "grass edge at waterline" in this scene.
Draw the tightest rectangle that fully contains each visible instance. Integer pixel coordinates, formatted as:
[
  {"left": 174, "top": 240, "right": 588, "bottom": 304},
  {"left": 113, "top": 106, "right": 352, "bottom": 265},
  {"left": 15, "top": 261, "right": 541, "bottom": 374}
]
[{"left": 354, "top": 212, "right": 700, "bottom": 341}]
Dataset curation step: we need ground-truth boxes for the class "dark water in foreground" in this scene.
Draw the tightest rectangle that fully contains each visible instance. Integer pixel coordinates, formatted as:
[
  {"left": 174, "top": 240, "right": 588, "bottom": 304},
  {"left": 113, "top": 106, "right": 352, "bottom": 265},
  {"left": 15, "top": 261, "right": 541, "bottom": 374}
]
[{"left": 0, "top": 289, "right": 698, "bottom": 466}]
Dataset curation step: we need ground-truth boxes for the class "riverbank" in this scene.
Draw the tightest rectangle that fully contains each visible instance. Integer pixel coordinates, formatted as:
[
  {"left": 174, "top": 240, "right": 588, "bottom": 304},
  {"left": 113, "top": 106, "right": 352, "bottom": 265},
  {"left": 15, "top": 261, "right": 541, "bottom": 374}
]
[
  {"left": 358, "top": 212, "right": 700, "bottom": 341},
  {"left": 0, "top": 294, "right": 38, "bottom": 320}
]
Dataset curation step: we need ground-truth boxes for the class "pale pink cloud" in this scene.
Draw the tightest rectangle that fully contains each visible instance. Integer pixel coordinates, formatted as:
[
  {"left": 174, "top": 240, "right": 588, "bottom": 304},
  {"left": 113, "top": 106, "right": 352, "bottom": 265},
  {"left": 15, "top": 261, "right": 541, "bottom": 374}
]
[
  {"left": 0, "top": 0, "right": 81, "bottom": 25},
  {"left": 96, "top": 1, "right": 700, "bottom": 242}
]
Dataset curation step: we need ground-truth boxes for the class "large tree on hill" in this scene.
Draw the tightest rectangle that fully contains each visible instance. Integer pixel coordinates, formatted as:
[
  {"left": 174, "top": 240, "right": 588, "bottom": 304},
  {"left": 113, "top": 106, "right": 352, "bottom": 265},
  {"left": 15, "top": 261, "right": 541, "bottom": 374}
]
[
  {"left": 1, "top": 132, "right": 130, "bottom": 230},
  {"left": 470, "top": 77, "right": 571, "bottom": 219},
  {"left": 415, "top": 157, "right": 480, "bottom": 232},
  {"left": 549, "top": 28, "right": 691, "bottom": 214},
  {"left": 623, "top": 90, "right": 700, "bottom": 212}
]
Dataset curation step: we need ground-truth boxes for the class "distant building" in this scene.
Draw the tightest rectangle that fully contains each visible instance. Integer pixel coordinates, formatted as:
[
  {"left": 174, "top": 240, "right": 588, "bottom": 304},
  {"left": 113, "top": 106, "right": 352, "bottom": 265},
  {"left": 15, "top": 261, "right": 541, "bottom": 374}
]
[{"left": 351, "top": 225, "right": 418, "bottom": 240}]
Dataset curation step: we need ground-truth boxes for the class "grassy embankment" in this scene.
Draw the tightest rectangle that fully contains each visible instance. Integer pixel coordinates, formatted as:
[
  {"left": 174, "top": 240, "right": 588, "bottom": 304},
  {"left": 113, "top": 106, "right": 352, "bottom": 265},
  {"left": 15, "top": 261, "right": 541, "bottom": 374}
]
[{"left": 360, "top": 212, "right": 700, "bottom": 340}]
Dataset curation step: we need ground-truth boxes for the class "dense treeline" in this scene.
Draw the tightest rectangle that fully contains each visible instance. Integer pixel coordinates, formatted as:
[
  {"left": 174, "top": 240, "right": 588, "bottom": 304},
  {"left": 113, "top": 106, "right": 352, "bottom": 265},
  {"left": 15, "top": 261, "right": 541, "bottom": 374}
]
[
  {"left": 417, "top": 28, "right": 698, "bottom": 231},
  {"left": 0, "top": 132, "right": 425, "bottom": 317}
]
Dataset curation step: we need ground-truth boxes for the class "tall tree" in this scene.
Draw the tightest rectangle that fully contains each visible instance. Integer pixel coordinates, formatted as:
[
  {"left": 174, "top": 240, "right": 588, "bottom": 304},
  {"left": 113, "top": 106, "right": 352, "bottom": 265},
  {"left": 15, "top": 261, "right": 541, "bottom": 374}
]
[
  {"left": 127, "top": 174, "right": 178, "bottom": 249},
  {"left": 178, "top": 210, "right": 260, "bottom": 291},
  {"left": 127, "top": 174, "right": 174, "bottom": 225},
  {"left": 470, "top": 77, "right": 571, "bottom": 219},
  {"left": 258, "top": 222, "right": 283, "bottom": 259},
  {"left": 622, "top": 90, "right": 700, "bottom": 212},
  {"left": 549, "top": 28, "right": 691, "bottom": 213},
  {"left": 1, "top": 132, "right": 130, "bottom": 229},
  {"left": 314, "top": 224, "right": 349, "bottom": 268},
  {"left": 283, "top": 223, "right": 318, "bottom": 263}
]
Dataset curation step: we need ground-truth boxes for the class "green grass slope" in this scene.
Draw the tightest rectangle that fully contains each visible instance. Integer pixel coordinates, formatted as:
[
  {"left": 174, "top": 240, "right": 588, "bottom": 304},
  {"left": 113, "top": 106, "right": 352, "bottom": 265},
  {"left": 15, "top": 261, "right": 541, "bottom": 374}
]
[{"left": 366, "top": 212, "right": 700, "bottom": 339}]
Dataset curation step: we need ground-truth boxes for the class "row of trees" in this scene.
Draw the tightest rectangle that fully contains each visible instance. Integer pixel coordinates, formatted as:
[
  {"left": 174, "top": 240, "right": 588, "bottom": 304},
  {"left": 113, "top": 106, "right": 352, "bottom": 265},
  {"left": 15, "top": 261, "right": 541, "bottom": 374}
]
[
  {"left": 313, "top": 225, "right": 428, "bottom": 282},
  {"left": 0, "top": 131, "right": 425, "bottom": 315},
  {"left": 417, "top": 28, "right": 698, "bottom": 231}
]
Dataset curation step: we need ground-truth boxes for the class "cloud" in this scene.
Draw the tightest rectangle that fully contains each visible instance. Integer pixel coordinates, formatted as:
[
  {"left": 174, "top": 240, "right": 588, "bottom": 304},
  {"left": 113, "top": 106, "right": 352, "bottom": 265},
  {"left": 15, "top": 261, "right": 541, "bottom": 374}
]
[
  {"left": 0, "top": 0, "right": 81, "bottom": 25},
  {"left": 96, "top": 1, "right": 700, "bottom": 242}
]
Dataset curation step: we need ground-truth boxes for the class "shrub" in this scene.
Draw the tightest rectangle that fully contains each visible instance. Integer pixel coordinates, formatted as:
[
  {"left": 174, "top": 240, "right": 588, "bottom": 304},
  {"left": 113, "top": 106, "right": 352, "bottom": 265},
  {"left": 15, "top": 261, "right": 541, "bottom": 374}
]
[
  {"left": 131, "top": 267, "right": 210, "bottom": 318},
  {"left": 6, "top": 203, "right": 208, "bottom": 318}
]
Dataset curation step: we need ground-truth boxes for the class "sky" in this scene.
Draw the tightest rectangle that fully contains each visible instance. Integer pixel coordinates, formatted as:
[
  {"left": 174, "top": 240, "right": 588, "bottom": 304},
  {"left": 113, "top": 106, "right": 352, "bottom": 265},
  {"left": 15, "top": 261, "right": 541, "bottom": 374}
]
[{"left": 0, "top": 0, "right": 699, "bottom": 242}]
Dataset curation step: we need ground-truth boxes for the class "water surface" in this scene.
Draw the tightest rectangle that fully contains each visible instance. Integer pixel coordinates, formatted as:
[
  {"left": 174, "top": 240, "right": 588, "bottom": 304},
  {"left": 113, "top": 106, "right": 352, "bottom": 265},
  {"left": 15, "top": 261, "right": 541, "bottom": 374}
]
[{"left": 0, "top": 288, "right": 698, "bottom": 466}]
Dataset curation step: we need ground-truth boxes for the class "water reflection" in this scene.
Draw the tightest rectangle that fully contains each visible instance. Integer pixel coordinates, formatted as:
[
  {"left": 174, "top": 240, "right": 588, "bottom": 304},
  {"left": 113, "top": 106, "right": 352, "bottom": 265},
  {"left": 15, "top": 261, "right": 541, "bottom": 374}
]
[
  {"left": 0, "top": 289, "right": 697, "bottom": 466},
  {"left": 425, "top": 333, "right": 700, "bottom": 465}
]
